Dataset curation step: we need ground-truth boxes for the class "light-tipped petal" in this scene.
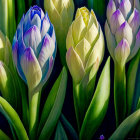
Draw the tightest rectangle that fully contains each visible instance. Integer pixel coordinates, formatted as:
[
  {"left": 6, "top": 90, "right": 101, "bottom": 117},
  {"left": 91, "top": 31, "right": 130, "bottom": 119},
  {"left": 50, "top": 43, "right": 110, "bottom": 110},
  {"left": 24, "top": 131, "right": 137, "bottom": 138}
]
[
  {"left": 128, "top": 9, "right": 140, "bottom": 35},
  {"left": 105, "top": 21, "right": 116, "bottom": 60},
  {"left": 41, "top": 15, "right": 50, "bottom": 39},
  {"left": 31, "top": 14, "right": 41, "bottom": 31},
  {"left": 119, "top": 0, "right": 131, "bottom": 19},
  {"left": 75, "top": 38, "right": 91, "bottom": 66},
  {"left": 38, "top": 34, "right": 54, "bottom": 73},
  {"left": 114, "top": 39, "right": 130, "bottom": 66},
  {"left": 110, "top": 9, "right": 125, "bottom": 34},
  {"left": 20, "top": 47, "right": 42, "bottom": 92},
  {"left": 66, "top": 25, "right": 75, "bottom": 50},
  {"left": 72, "top": 15, "right": 87, "bottom": 45},
  {"left": 115, "top": 21, "right": 133, "bottom": 47},
  {"left": 128, "top": 29, "right": 140, "bottom": 61},
  {"left": 85, "top": 27, "right": 105, "bottom": 71},
  {"left": 23, "top": 25, "right": 41, "bottom": 55},
  {"left": 66, "top": 47, "right": 85, "bottom": 84},
  {"left": 107, "top": 0, "right": 116, "bottom": 23}
]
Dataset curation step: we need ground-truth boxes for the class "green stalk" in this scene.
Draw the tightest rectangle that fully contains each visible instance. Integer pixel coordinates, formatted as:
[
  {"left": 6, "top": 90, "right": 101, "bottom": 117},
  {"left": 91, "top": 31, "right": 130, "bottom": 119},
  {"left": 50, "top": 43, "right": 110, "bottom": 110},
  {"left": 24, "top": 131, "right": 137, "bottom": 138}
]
[
  {"left": 73, "top": 72, "right": 96, "bottom": 131},
  {"left": 8, "top": 0, "right": 16, "bottom": 42},
  {"left": 0, "top": 0, "right": 8, "bottom": 35},
  {"left": 18, "top": 80, "right": 29, "bottom": 131},
  {"left": 114, "top": 62, "right": 126, "bottom": 127},
  {"left": 0, "top": 97, "right": 29, "bottom": 140},
  {"left": 17, "top": 0, "right": 25, "bottom": 24},
  {"left": 29, "top": 90, "right": 41, "bottom": 140},
  {"left": 73, "top": 83, "right": 84, "bottom": 131}
]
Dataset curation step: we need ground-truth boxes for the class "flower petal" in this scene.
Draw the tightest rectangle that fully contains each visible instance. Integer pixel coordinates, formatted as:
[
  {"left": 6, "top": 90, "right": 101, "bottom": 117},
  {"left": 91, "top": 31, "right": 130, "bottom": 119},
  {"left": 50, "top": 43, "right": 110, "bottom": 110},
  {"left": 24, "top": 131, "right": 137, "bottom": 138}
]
[
  {"left": 119, "top": 0, "right": 131, "bottom": 19},
  {"left": 110, "top": 9, "right": 125, "bottom": 34},
  {"left": 38, "top": 34, "right": 54, "bottom": 72},
  {"left": 72, "top": 15, "right": 87, "bottom": 45},
  {"left": 105, "top": 21, "right": 116, "bottom": 60},
  {"left": 41, "top": 14, "right": 50, "bottom": 39},
  {"left": 114, "top": 39, "right": 130, "bottom": 66},
  {"left": 75, "top": 38, "right": 91, "bottom": 66},
  {"left": 66, "top": 47, "right": 85, "bottom": 84},
  {"left": 107, "top": 0, "right": 116, "bottom": 23},
  {"left": 66, "top": 25, "right": 75, "bottom": 50},
  {"left": 85, "top": 27, "right": 105, "bottom": 71},
  {"left": 31, "top": 6, "right": 44, "bottom": 20},
  {"left": 20, "top": 47, "right": 42, "bottom": 91},
  {"left": 23, "top": 25, "right": 41, "bottom": 55},
  {"left": 31, "top": 14, "right": 41, "bottom": 31},
  {"left": 115, "top": 21, "right": 133, "bottom": 47},
  {"left": 128, "top": 8, "right": 140, "bottom": 35},
  {"left": 128, "top": 29, "right": 140, "bottom": 61}
]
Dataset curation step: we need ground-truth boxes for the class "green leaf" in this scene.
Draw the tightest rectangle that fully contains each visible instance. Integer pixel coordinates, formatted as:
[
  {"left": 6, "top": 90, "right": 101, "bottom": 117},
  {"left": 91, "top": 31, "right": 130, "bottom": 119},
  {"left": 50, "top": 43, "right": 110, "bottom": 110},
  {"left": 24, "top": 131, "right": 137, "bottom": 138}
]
[
  {"left": 60, "top": 114, "right": 79, "bottom": 140},
  {"left": 7, "top": 0, "right": 16, "bottom": 42},
  {"left": 54, "top": 121, "right": 68, "bottom": 140},
  {"left": 88, "top": 0, "right": 106, "bottom": 22},
  {"left": 79, "top": 57, "right": 110, "bottom": 140},
  {"left": 127, "top": 50, "right": 140, "bottom": 115},
  {"left": 0, "top": 0, "right": 8, "bottom": 36},
  {"left": 136, "top": 98, "right": 140, "bottom": 110},
  {"left": 16, "top": 0, "right": 25, "bottom": 24},
  {"left": 38, "top": 67, "right": 67, "bottom": 140},
  {"left": 0, "top": 129, "right": 11, "bottom": 140},
  {"left": 109, "top": 109, "right": 140, "bottom": 140},
  {"left": 0, "top": 97, "right": 29, "bottom": 140}
]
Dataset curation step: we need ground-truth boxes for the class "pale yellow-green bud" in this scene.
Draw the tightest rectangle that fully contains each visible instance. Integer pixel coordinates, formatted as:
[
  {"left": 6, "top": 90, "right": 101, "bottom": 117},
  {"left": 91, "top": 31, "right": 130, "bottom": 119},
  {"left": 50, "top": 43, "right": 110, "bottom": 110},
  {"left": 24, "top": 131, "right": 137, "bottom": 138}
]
[
  {"left": 44, "top": 0, "right": 74, "bottom": 65},
  {"left": 0, "top": 30, "right": 12, "bottom": 68},
  {"left": 66, "top": 7, "right": 105, "bottom": 84},
  {"left": 0, "top": 61, "right": 17, "bottom": 108}
]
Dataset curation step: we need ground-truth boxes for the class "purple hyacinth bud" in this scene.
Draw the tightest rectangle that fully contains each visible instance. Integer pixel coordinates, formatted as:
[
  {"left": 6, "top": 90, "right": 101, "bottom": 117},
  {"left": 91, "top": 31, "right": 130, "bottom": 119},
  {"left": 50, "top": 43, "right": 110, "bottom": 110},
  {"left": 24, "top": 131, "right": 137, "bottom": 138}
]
[
  {"left": 105, "top": 0, "right": 140, "bottom": 62},
  {"left": 12, "top": 5, "right": 57, "bottom": 93}
]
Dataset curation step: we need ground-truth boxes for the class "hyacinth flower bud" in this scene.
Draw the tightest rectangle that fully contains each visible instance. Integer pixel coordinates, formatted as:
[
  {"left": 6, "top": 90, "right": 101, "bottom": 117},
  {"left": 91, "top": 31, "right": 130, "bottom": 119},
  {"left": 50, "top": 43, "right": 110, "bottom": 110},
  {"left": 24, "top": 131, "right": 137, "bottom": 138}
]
[
  {"left": 105, "top": 0, "right": 140, "bottom": 126},
  {"left": 44, "top": 0, "right": 74, "bottom": 65},
  {"left": 12, "top": 6, "right": 56, "bottom": 95},
  {"left": 0, "top": 30, "right": 12, "bottom": 68},
  {"left": 0, "top": 61, "right": 17, "bottom": 109},
  {"left": 66, "top": 7, "right": 104, "bottom": 84},
  {"left": 66, "top": 8, "right": 110, "bottom": 140},
  {"left": 12, "top": 6, "right": 57, "bottom": 139}
]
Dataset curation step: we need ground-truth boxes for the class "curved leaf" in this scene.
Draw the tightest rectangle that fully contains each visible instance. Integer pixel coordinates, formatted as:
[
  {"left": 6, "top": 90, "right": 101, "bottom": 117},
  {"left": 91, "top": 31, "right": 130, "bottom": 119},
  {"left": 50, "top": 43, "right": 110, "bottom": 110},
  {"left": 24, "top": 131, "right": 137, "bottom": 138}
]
[
  {"left": 38, "top": 67, "right": 67, "bottom": 140},
  {"left": 109, "top": 109, "right": 140, "bottom": 140},
  {"left": 79, "top": 57, "right": 110, "bottom": 140},
  {"left": 54, "top": 121, "right": 68, "bottom": 140},
  {"left": 127, "top": 50, "right": 140, "bottom": 114},
  {"left": 0, "top": 129, "right": 11, "bottom": 140},
  {"left": 60, "top": 114, "right": 79, "bottom": 140},
  {"left": 0, "top": 97, "right": 29, "bottom": 140}
]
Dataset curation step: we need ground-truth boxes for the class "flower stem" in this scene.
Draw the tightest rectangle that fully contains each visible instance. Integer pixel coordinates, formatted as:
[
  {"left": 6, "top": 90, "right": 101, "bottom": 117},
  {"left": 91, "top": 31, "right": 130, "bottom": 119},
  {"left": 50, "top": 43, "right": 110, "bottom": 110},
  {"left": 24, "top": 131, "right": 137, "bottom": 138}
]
[
  {"left": 114, "top": 62, "right": 126, "bottom": 127},
  {"left": 29, "top": 90, "right": 41, "bottom": 140}
]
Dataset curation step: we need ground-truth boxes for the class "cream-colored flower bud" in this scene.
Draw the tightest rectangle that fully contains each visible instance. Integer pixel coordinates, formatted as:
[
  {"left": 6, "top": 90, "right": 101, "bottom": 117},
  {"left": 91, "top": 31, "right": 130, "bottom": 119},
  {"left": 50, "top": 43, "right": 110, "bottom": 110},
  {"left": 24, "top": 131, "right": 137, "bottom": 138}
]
[
  {"left": 66, "top": 7, "right": 105, "bottom": 84},
  {"left": 44, "top": 0, "right": 74, "bottom": 65}
]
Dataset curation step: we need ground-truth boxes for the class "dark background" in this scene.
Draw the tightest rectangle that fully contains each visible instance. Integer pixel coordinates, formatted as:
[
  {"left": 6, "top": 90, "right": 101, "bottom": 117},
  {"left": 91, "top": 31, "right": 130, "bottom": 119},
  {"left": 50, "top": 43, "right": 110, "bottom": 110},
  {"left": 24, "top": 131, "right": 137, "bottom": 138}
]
[{"left": 0, "top": 0, "right": 118, "bottom": 139}]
